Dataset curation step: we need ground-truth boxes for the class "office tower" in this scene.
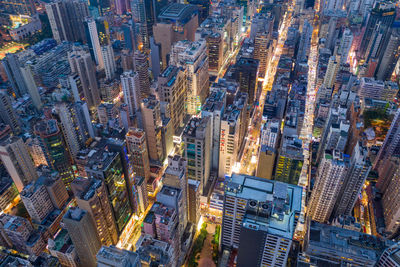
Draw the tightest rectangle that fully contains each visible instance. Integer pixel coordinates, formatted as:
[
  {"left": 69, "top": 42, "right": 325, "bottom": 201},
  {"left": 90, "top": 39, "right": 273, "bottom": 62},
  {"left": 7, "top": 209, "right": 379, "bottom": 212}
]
[
  {"left": 71, "top": 177, "right": 118, "bottom": 246},
  {"left": 63, "top": 208, "right": 101, "bottom": 267},
  {"left": 359, "top": 1, "right": 396, "bottom": 59},
  {"left": 158, "top": 66, "right": 187, "bottom": 129},
  {"left": 34, "top": 119, "right": 75, "bottom": 187},
  {"left": 170, "top": 39, "right": 209, "bottom": 115},
  {"left": 375, "top": 27, "right": 400, "bottom": 81},
  {"left": 1, "top": 53, "right": 28, "bottom": 97},
  {"left": 374, "top": 108, "right": 400, "bottom": 171},
  {"left": 134, "top": 50, "right": 150, "bottom": 99},
  {"left": 141, "top": 96, "right": 164, "bottom": 162},
  {"left": 256, "top": 119, "right": 280, "bottom": 179},
  {"left": 97, "top": 246, "right": 141, "bottom": 267},
  {"left": 54, "top": 103, "right": 81, "bottom": 158},
  {"left": 0, "top": 0, "right": 36, "bottom": 15},
  {"left": 309, "top": 150, "right": 349, "bottom": 223},
  {"left": 297, "top": 20, "right": 312, "bottom": 63},
  {"left": 219, "top": 106, "right": 241, "bottom": 178},
  {"left": 131, "top": 0, "right": 148, "bottom": 50},
  {"left": 153, "top": 3, "right": 199, "bottom": 69},
  {"left": 163, "top": 155, "right": 188, "bottom": 227},
  {"left": 121, "top": 71, "right": 140, "bottom": 117},
  {"left": 19, "top": 63, "right": 42, "bottom": 110},
  {"left": 39, "top": 173, "right": 69, "bottom": 209},
  {"left": 202, "top": 88, "right": 227, "bottom": 172},
  {"left": 0, "top": 91, "right": 21, "bottom": 135},
  {"left": 0, "top": 137, "right": 38, "bottom": 192},
  {"left": 20, "top": 179, "right": 54, "bottom": 223},
  {"left": 235, "top": 57, "right": 259, "bottom": 105},
  {"left": 254, "top": 33, "right": 270, "bottom": 77},
  {"left": 73, "top": 101, "right": 95, "bottom": 140},
  {"left": 337, "top": 28, "right": 353, "bottom": 64},
  {"left": 101, "top": 44, "right": 116, "bottom": 80},
  {"left": 85, "top": 144, "right": 132, "bottom": 233},
  {"left": 183, "top": 117, "right": 211, "bottom": 195},
  {"left": 68, "top": 48, "right": 101, "bottom": 109},
  {"left": 48, "top": 229, "right": 79, "bottom": 267},
  {"left": 300, "top": 221, "right": 391, "bottom": 266},
  {"left": 126, "top": 128, "right": 151, "bottom": 184},
  {"left": 45, "top": 0, "right": 89, "bottom": 43},
  {"left": 222, "top": 174, "right": 302, "bottom": 253},
  {"left": 135, "top": 176, "right": 148, "bottom": 214},
  {"left": 334, "top": 143, "right": 371, "bottom": 217},
  {"left": 207, "top": 33, "right": 223, "bottom": 75},
  {"left": 85, "top": 17, "right": 104, "bottom": 68},
  {"left": 323, "top": 55, "right": 340, "bottom": 89}
]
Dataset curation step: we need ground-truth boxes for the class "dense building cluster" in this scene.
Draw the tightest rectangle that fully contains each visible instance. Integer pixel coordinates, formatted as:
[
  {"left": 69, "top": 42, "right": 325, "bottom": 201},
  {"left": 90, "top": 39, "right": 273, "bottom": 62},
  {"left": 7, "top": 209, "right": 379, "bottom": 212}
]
[{"left": 0, "top": 0, "right": 400, "bottom": 266}]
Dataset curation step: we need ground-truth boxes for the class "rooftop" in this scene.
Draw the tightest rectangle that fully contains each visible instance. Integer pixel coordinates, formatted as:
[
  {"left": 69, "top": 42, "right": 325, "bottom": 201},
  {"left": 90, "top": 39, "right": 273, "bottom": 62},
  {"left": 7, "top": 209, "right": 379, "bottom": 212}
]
[
  {"left": 225, "top": 174, "right": 302, "bottom": 239},
  {"left": 183, "top": 117, "right": 209, "bottom": 138},
  {"left": 97, "top": 245, "right": 139, "bottom": 265},
  {"left": 48, "top": 229, "right": 75, "bottom": 254},
  {"left": 158, "top": 3, "right": 198, "bottom": 22}
]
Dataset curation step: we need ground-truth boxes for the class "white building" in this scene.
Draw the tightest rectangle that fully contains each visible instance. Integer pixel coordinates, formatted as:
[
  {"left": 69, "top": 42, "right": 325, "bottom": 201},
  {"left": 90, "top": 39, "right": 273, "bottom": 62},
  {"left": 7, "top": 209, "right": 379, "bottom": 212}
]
[
  {"left": 121, "top": 71, "right": 140, "bottom": 117},
  {"left": 101, "top": 44, "right": 116, "bottom": 80}
]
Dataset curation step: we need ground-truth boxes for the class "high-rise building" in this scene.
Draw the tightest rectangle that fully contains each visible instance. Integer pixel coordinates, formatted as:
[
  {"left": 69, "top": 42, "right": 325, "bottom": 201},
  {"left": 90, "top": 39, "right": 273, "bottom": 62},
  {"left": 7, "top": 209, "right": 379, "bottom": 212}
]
[
  {"left": 121, "top": 70, "right": 140, "bottom": 117},
  {"left": 256, "top": 119, "right": 280, "bottom": 179},
  {"left": 133, "top": 50, "right": 150, "bottom": 99},
  {"left": 153, "top": 3, "right": 199, "bottom": 69},
  {"left": 183, "top": 117, "right": 211, "bottom": 194},
  {"left": 222, "top": 174, "right": 302, "bottom": 260},
  {"left": 34, "top": 119, "right": 75, "bottom": 188},
  {"left": 85, "top": 143, "right": 133, "bottom": 233},
  {"left": 0, "top": 91, "right": 21, "bottom": 135},
  {"left": 63, "top": 208, "right": 101, "bottom": 267},
  {"left": 374, "top": 108, "right": 400, "bottom": 171},
  {"left": 334, "top": 142, "right": 371, "bottom": 217},
  {"left": 219, "top": 106, "right": 241, "bottom": 178},
  {"left": 299, "top": 221, "right": 392, "bottom": 266},
  {"left": 19, "top": 63, "right": 42, "bottom": 110},
  {"left": 68, "top": 48, "right": 101, "bottom": 109},
  {"left": 101, "top": 44, "right": 116, "bottom": 80},
  {"left": 254, "top": 33, "right": 271, "bottom": 77},
  {"left": 1, "top": 53, "right": 28, "bottom": 97},
  {"left": 141, "top": 95, "right": 164, "bottom": 162},
  {"left": 170, "top": 39, "right": 209, "bottom": 115},
  {"left": 163, "top": 155, "right": 188, "bottom": 228},
  {"left": 187, "top": 179, "right": 200, "bottom": 224},
  {"left": 26, "top": 137, "right": 48, "bottom": 167},
  {"left": 0, "top": 136, "right": 38, "bottom": 192},
  {"left": 45, "top": 0, "right": 89, "bottom": 43},
  {"left": 126, "top": 128, "right": 151, "bottom": 185},
  {"left": 72, "top": 101, "right": 95, "bottom": 141},
  {"left": 359, "top": 1, "right": 396, "bottom": 60},
  {"left": 84, "top": 17, "right": 104, "bottom": 68},
  {"left": 158, "top": 66, "right": 187, "bottom": 130},
  {"left": 309, "top": 150, "right": 349, "bottom": 223},
  {"left": 323, "top": 55, "right": 340, "bottom": 89},
  {"left": 71, "top": 177, "right": 118, "bottom": 246},
  {"left": 207, "top": 33, "right": 224, "bottom": 76},
  {"left": 235, "top": 57, "right": 259, "bottom": 105},
  {"left": 97, "top": 246, "right": 141, "bottom": 267},
  {"left": 202, "top": 87, "right": 227, "bottom": 172},
  {"left": 337, "top": 28, "right": 353, "bottom": 64},
  {"left": 375, "top": 27, "right": 400, "bottom": 81}
]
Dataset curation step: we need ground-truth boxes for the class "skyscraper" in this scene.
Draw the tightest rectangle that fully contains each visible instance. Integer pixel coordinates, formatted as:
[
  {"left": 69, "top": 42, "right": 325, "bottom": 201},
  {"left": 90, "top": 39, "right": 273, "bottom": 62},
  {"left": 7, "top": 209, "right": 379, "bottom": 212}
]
[
  {"left": 235, "top": 57, "right": 259, "bottom": 105},
  {"left": 121, "top": 71, "right": 141, "bottom": 117},
  {"left": 101, "top": 44, "right": 116, "bottom": 80},
  {"left": 45, "top": 0, "right": 89, "bottom": 43},
  {"left": 1, "top": 53, "right": 28, "bottom": 98},
  {"left": 19, "top": 63, "right": 42, "bottom": 110},
  {"left": 183, "top": 117, "right": 211, "bottom": 194},
  {"left": 68, "top": 48, "right": 101, "bottom": 109},
  {"left": 0, "top": 91, "right": 21, "bottom": 135},
  {"left": 309, "top": 150, "right": 349, "bottom": 223},
  {"left": 85, "top": 17, "right": 104, "bottom": 68},
  {"left": 71, "top": 177, "right": 118, "bottom": 246},
  {"left": 375, "top": 27, "right": 400, "bottom": 81},
  {"left": 337, "top": 28, "right": 353, "bottom": 64},
  {"left": 334, "top": 142, "right": 371, "bottom": 217},
  {"left": 254, "top": 33, "right": 270, "bottom": 77},
  {"left": 126, "top": 128, "right": 151, "bottom": 185},
  {"left": 133, "top": 50, "right": 151, "bottom": 99},
  {"left": 141, "top": 95, "right": 164, "bottom": 162},
  {"left": 207, "top": 33, "right": 224, "bottom": 76},
  {"left": 323, "top": 55, "right": 340, "bottom": 89},
  {"left": 158, "top": 66, "right": 187, "bottom": 129},
  {"left": 170, "top": 39, "right": 209, "bottom": 115},
  {"left": 359, "top": 1, "right": 396, "bottom": 59},
  {"left": 34, "top": 119, "right": 75, "bottom": 187},
  {"left": 63, "top": 208, "right": 101, "bottom": 267},
  {"left": 0, "top": 136, "right": 38, "bottom": 192},
  {"left": 374, "top": 108, "right": 400, "bottom": 171}
]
